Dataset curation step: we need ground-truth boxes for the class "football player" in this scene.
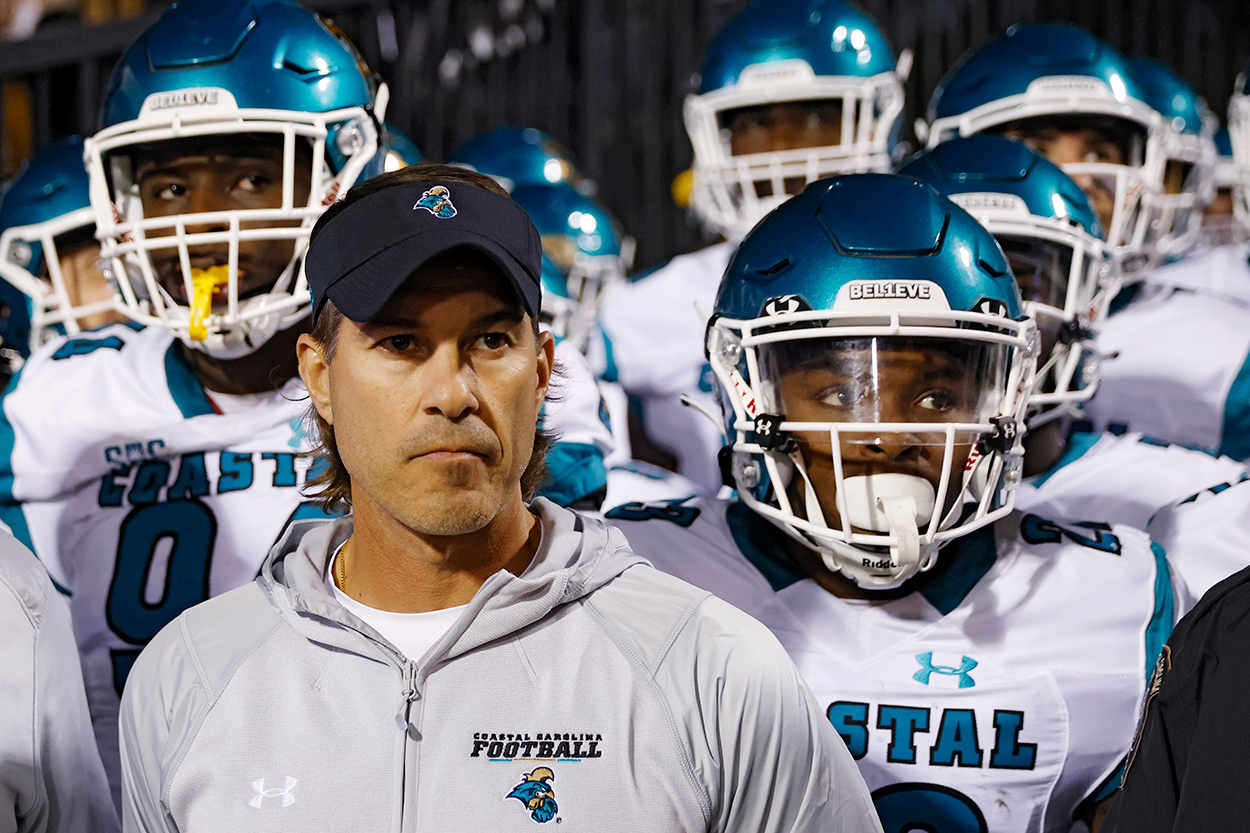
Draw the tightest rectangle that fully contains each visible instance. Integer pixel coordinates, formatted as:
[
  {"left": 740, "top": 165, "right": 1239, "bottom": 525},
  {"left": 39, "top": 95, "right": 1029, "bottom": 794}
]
[
  {"left": 929, "top": 26, "right": 1250, "bottom": 461},
  {"left": 606, "top": 173, "right": 1172, "bottom": 832},
  {"left": 594, "top": 0, "right": 909, "bottom": 491},
  {"left": 902, "top": 135, "right": 1250, "bottom": 609},
  {"left": 0, "top": 0, "right": 388, "bottom": 805},
  {"left": 0, "top": 135, "right": 127, "bottom": 382}
]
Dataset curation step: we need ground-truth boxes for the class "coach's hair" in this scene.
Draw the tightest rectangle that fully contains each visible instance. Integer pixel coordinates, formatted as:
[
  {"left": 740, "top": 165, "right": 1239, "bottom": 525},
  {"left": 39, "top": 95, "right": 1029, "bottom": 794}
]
[{"left": 303, "top": 163, "right": 555, "bottom": 513}]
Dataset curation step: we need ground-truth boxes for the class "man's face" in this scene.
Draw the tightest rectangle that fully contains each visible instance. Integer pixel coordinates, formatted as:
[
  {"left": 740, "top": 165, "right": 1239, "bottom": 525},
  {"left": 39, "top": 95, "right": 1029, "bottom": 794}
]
[
  {"left": 303, "top": 257, "right": 553, "bottom": 537},
  {"left": 1000, "top": 123, "right": 1128, "bottom": 232},
  {"left": 726, "top": 100, "right": 844, "bottom": 197},
  {"left": 771, "top": 338, "right": 988, "bottom": 532},
  {"left": 132, "top": 136, "right": 312, "bottom": 307}
]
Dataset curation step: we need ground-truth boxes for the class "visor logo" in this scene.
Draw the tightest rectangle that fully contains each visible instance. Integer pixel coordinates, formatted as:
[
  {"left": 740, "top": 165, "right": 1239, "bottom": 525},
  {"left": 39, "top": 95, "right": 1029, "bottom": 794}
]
[{"left": 414, "top": 186, "right": 457, "bottom": 218}]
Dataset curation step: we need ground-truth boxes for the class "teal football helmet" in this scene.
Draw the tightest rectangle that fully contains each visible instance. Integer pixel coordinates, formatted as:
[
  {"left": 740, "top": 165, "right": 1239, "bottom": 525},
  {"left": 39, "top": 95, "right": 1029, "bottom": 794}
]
[
  {"left": 710, "top": 173, "right": 1035, "bottom": 588},
  {"left": 537, "top": 253, "right": 574, "bottom": 341},
  {"left": 446, "top": 127, "right": 585, "bottom": 193},
  {"left": 684, "top": 0, "right": 908, "bottom": 241},
  {"left": 899, "top": 136, "right": 1115, "bottom": 428},
  {"left": 0, "top": 136, "right": 120, "bottom": 368},
  {"left": 1221, "top": 63, "right": 1250, "bottom": 240},
  {"left": 377, "top": 121, "right": 424, "bottom": 173},
  {"left": 84, "top": 0, "right": 386, "bottom": 359},
  {"left": 509, "top": 182, "right": 633, "bottom": 351},
  {"left": 1128, "top": 56, "right": 1216, "bottom": 259},
  {"left": 926, "top": 24, "right": 1163, "bottom": 267}
]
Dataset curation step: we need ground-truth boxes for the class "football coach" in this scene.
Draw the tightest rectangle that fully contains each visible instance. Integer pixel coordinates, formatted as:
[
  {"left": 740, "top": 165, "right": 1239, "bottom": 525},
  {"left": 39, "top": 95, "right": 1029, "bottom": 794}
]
[{"left": 117, "top": 163, "right": 882, "bottom": 833}]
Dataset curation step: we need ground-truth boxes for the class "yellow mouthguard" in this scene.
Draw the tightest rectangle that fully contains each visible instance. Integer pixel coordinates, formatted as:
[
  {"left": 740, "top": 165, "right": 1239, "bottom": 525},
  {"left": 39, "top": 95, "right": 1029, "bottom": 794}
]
[{"left": 188, "top": 266, "right": 230, "bottom": 341}]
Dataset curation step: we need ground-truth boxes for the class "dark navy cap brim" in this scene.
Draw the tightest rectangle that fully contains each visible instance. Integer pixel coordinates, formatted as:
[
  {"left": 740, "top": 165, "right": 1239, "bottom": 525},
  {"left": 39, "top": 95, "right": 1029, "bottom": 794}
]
[
  {"left": 306, "top": 180, "right": 543, "bottom": 324},
  {"left": 321, "top": 229, "right": 542, "bottom": 324}
]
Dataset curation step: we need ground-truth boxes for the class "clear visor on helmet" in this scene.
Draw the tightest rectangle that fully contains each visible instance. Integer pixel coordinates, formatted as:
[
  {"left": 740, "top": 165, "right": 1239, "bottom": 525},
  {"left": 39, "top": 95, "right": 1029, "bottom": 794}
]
[{"left": 759, "top": 335, "right": 1011, "bottom": 447}]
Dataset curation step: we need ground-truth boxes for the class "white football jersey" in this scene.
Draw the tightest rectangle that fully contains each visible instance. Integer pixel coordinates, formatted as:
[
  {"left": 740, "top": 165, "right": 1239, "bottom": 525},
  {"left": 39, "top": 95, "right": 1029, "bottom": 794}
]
[
  {"left": 1144, "top": 242, "right": 1250, "bottom": 307},
  {"left": 538, "top": 339, "right": 614, "bottom": 507},
  {"left": 0, "top": 324, "right": 334, "bottom": 805},
  {"left": 607, "top": 497, "right": 1172, "bottom": 833},
  {"left": 1016, "top": 430, "right": 1250, "bottom": 610},
  {"left": 1084, "top": 284, "right": 1250, "bottom": 459},
  {"left": 592, "top": 242, "right": 734, "bottom": 491}
]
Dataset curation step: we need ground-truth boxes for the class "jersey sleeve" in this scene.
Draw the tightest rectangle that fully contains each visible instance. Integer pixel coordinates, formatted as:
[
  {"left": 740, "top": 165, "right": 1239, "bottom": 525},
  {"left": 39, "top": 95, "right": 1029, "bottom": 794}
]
[
  {"left": 1146, "top": 472, "right": 1250, "bottom": 610},
  {"left": 667, "top": 596, "right": 883, "bottom": 833},
  {"left": 537, "top": 339, "right": 612, "bottom": 509}
]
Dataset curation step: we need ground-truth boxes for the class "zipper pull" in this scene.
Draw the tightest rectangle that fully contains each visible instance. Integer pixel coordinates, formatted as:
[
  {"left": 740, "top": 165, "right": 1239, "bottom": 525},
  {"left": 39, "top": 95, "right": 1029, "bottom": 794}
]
[
  {"left": 395, "top": 662, "right": 422, "bottom": 739},
  {"left": 400, "top": 662, "right": 420, "bottom": 702}
]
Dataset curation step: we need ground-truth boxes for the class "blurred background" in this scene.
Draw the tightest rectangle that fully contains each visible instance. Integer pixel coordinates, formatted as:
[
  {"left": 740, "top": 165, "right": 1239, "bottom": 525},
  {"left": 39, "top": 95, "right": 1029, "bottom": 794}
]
[{"left": 3, "top": 0, "right": 1249, "bottom": 271}]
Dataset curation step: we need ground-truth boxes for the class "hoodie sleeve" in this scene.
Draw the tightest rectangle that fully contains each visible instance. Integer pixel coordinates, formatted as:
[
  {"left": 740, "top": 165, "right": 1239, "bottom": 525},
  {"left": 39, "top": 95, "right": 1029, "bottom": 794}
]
[
  {"left": 120, "top": 618, "right": 191, "bottom": 833},
  {"left": 0, "top": 531, "right": 118, "bottom": 833},
  {"left": 666, "top": 595, "right": 883, "bottom": 833}
]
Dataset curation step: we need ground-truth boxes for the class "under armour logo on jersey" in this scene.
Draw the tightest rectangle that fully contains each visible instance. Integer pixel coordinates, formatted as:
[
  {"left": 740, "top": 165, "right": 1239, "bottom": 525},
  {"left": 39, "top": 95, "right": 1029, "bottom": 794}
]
[
  {"left": 414, "top": 186, "right": 457, "bottom": 218},
  {"left": 762, "top": 294, "right": 810, "bottom": 317},
  {"left": 250, "top": 776, "right": 297, "bottom": 809},
  {"left": 913, "top": 652, "right": 978, "bottom": 688}
]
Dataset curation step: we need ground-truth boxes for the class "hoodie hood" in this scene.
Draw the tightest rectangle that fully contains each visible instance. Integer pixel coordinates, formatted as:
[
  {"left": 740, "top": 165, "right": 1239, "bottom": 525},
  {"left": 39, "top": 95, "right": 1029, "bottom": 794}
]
[{"left": 258, "top": 498, "right": 647, "bottom": 665}]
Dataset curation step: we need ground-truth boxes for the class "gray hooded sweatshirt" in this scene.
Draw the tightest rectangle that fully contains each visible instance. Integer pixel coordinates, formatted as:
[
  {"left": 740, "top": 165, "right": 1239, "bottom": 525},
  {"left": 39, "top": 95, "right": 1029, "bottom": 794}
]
[
  {"left": 0, "top": 528, "right": 119, "bottom": 833},
  {"left": 119, "top": 500, "right": 881, "bottom": 833}
]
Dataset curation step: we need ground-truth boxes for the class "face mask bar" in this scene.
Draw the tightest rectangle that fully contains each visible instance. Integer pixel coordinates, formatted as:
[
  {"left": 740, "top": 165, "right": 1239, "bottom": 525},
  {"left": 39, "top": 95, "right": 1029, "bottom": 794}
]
[
  {"left": 1220, "top": 88, "right": 1250, "bottom": 245},
  {"left": 991, "top": 228, "right": 1116, "bottom": 426},
  {"left": 84, "top": 102, "right": 381, "bottom": 357},
  {"left": 562, "top": 238, "right": 633, "bottom": 352},
  {"left": 1141, "top": 127, "right": 1216, "bottom": 259},
  {"left": 709, "top": 306, "right": 1034, "bottom": 588},
  {"left": 685, "top": 71, "right": 904, "bottom": 241},
  {"left": 929, "top": 96, "right": 1164, "bottom": 267},
  {"left": 0, "top": 205, "right": 120, "bottom": 355}
]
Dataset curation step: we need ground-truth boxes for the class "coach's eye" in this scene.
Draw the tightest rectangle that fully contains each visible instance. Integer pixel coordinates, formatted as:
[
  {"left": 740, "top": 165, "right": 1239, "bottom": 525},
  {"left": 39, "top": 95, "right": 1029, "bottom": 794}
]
[
  {"left": 478, "top": 332, "right": 510, "bottom": 350},
  {"left": 386, "top": 334, "right": 413, "bottom": 351}
]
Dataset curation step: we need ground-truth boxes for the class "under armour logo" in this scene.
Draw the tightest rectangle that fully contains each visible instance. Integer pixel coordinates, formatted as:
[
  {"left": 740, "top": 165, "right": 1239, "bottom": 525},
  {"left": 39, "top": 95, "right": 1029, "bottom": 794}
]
[
  {"left": 913, "top": 652, "right": 977, "bottom": 688},
  {"left": 762, "top": 294, "right": 809, "bottom": 316},
  {"left": 976, "top": 298, "right": 1008, "bottom": 317},
  {"left": 250, "top": 776, "right": 297, "bottom": 809}
]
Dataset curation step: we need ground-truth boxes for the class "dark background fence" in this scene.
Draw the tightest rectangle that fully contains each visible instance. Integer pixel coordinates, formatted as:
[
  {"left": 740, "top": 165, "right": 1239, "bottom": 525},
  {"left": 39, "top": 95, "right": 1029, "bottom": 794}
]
[{"left": 3, "top": 0, "right": 1250, "bottom": 270}]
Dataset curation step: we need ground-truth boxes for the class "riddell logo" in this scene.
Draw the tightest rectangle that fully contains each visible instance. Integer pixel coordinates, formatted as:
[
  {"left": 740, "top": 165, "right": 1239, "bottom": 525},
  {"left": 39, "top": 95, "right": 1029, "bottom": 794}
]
[
  {"left": 149, "top": 90, "right": 219, "bottom": 110},
  {"left": 862, "top": 558, "right": 895, "bottom": 569}
]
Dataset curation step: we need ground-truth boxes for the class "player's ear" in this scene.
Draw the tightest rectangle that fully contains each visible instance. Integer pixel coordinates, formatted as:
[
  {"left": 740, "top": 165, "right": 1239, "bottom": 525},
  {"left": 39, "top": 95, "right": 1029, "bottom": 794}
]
[{"left": 298, "top": 332, "right": 333, "bottom": 424}]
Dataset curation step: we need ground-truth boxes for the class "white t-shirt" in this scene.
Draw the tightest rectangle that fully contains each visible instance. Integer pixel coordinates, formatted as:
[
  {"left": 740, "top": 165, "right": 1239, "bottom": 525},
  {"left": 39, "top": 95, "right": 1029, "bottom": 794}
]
[{"left": 325, "top": 549, "right": 468, "bottom": 663}]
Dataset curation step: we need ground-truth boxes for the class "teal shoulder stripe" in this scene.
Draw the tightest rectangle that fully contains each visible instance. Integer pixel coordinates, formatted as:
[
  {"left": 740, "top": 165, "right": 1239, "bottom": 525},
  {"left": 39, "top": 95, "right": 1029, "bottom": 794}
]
[
  {"left": 1145, "top": 541, "right": 1175, "bottom": 681},
  {"left": 1031, "top": 430, "right": 1101, "bottom": 487},
  {"left": 725, "top": 500, "right": 804, "bottom": 591},
  {"left": 918, "top": 523, "right": 997, "bottom": 615},
  {"left": 1219, "top": 346, "right": 1250, "bottom": 460},
  {"left": 0, "top": 367, "right": 68, "bottom": 595},
  {"left": 537, "top": 442, "right": 607, "bottom": 508},
  {"left": 164, "top": 342, "right": 216, "bottom": 419}
]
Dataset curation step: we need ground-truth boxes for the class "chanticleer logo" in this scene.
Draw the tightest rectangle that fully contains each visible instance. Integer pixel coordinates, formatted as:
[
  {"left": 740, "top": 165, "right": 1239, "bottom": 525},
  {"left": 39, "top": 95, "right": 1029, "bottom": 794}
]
[
  {"left": 506, "top": 767, "right": 558, "bottom": 823},
  {"left": 414, "top": 186, "right": 457, "bottom": 218}
]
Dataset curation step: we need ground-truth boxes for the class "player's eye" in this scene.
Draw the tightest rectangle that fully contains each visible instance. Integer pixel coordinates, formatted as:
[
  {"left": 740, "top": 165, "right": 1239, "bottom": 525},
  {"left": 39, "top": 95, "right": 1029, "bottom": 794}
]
[
  {"left": 234, "top": 174, "right": 272, "bottom": 192},
  {"left": 154, "top": 182, "right": 186, "bottom": 201},
  {"left": 916, "top": 389, "right": 956, "bottom": 412},
  {"left": 817, "top": 384, "right": 863, "bottom": 408}
]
